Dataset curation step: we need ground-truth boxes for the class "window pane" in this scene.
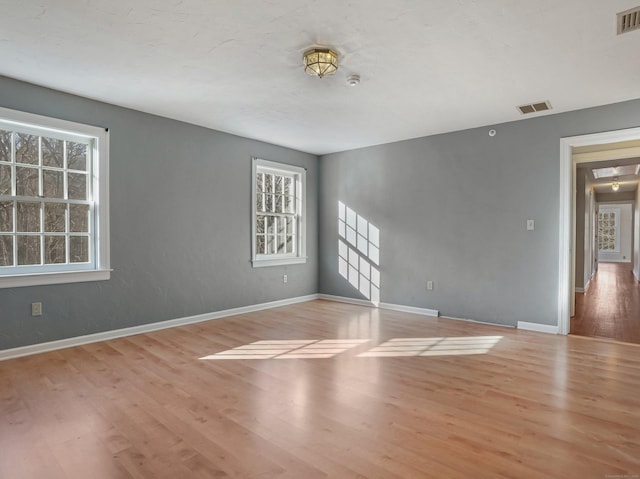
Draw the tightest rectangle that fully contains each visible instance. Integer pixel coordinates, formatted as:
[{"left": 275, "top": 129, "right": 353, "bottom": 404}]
[
  {"left": 274, "top": 194, "right": 283, "bottom": 214},
  {"left": 17, "top": 202, "right": 41, "bottom": 232},
  {"left": 284, "top": 195, "right": 293, "bottom": 214},
  {"left": 45, "top": 203, "right": 66, "bottom": 232},
  {"left": 266, "top": 234, "right": 276, "bottom": 254},
  {"left": 0, "top": 130, "right": 11, "bottom": 162},
  {"left": 67, "top": 142, "right": 87, "bottom": 171},
  {"left": 256, "top": 172, "right": 263, "bottom": 193},
  {"left": 0, "top": 235, "right": 12, "bottom": 266},
  {"left": 277, "top": 236, "right": 286, "bottom": 254},
  {"left": 265, "top": 194, "right": 273, "bottom": 212},
  {"left": 284, "top": 177, "right": 292, "bottom": 197},
  {"left": 70, "top": 204, "right": 89, "bottom": 232},
  {"left": 45, "top": 236, "right": 66, "bottom": 264},
  {"left": 286, "top": 235, "right": 294, "bottom": 254},
  {"left": 16, "top": 166, "right": 39, "bottom": 196},
  {"left": 15, "top": 133, "right": 39, "bottom": 165},
  {"left": 68, "top": 172, "right": 87, "bottom": 200},
  {"left": 0, "top": 201, "right": 13, "bottom": 232},
  {"left": 43, "top": 169, "right": 64, "bottom": 198},
  {"left": 277, "top": 217, "right": 286, "bottom": 235},
  {"left": 256, "top": 235, "right": 265, "bottom": 255},
  {"left": 286, "top": 217, "right": 294, "bottom": 235},
  {"left": 17, "top": 235, "right": 40, "bottom": 265},
  {"left": 264, "top": 173, "right": 273, "bottom": 193},
  {"left": 275, "top": 175, "right": 283, "bottom": 194},
  {"left": 256, "top": 192, "right": 263, "bottom": 212},
  {"left": 0, "top": 165, "right": 11, "bottom": 195},
  {"left": 266, "top": 216, "right": 276, "bottom": 235},
  {"left": 42, "top": 137, "right": 63, "bottom": 168},
  {"left": 70, "top": 236, "right": 89, "bottom": 263},
  {"left": 256, "top": 215, "right": 265, "bottom": 234}
]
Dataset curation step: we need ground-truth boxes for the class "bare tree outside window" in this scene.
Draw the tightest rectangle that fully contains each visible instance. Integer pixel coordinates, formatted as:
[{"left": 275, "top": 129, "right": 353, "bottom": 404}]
[{"left": 0, "top": 129, "right": 92, "bottom": 269}]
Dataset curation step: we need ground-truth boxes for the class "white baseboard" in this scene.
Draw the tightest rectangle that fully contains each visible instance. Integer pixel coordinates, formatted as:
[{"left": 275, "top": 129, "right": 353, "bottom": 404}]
[
  {"left": 317, "top": 294, "right": 377, "bottom": 308},
  {"left": 441, "top": 315, "right": 515, "bottom": 328},
  {"left": 634, "top": 269, "right": 640, "bottom": 282},
  {"left": 317, "top": 294, "right": 439, "bottom": 317},
  {"left": 0, "top": 294, "right": 320, "bottom": 361},
  {"left": 517, "top": 321, "right": 559, "bottom": 335},
  {"left": 379, "top": 302, "right": 438, "bottom": 317},
  {"left": 575, "top": 287, "right": 585, "bottom": 293}
]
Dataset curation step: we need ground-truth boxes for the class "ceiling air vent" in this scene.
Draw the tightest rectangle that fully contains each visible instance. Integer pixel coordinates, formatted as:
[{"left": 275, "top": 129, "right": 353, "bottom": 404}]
[
  {"left": 618, "top": 7, "right": 640, "bottom": 34},
  {"left": 516, "top": 101, "right": 552, "bottom": 115}
]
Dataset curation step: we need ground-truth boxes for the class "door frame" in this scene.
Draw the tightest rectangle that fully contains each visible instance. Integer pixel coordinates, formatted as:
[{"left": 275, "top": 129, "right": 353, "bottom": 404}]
[{"left": 558, "top": 126, "right": 640, "bottom": 335}]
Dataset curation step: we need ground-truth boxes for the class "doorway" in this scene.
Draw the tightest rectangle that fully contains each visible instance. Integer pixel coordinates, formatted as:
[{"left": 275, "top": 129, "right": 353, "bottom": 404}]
[{"left": 558, "top": 127, "right": 640, "bottom": 338}]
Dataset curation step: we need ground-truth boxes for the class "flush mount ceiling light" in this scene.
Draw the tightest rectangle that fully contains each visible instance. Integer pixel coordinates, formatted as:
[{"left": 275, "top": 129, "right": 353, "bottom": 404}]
[
  {"left": 611, "top": 177, "right": 620, "bottom": 191},
  {"left": 303, "top": 48, "right": 338, "bottom": 78}
]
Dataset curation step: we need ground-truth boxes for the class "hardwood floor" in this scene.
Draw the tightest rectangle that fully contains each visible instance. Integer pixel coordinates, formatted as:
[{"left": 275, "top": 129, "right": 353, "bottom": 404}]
[
  {"left": 2, "top": 300, "right": 640, "bottom": 478},
  {"left": 572, "top": 262, "right": 640, "bottom": 344}
]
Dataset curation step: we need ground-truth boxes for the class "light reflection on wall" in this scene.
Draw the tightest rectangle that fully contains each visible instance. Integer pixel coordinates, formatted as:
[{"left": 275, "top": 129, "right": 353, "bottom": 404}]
[{"left": 338, "top": 201, "right": 380, "bottom": 304}]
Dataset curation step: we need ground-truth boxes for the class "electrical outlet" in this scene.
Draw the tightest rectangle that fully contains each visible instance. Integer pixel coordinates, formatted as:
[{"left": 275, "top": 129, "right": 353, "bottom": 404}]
[
  {"left": 283, "top": 274, "right": 288, "bottom": 284},
  {"left": 31, "top": 302, "right": 42, "bottom": 317},
  {"left": 527, "top": 219, "right": 535, "bottom": 231},
  {"left": 427, "top": 281, "right": 434, "bottom": 291}
]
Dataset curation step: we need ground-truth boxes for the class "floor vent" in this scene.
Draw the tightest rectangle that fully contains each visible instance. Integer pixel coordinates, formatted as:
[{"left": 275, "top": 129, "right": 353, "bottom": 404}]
[
  {"left": 516, "top": 101, "right": 552, "bottom": 115},
  {"left": 618, "top": 7, "right": 640, "bottom": 34}
]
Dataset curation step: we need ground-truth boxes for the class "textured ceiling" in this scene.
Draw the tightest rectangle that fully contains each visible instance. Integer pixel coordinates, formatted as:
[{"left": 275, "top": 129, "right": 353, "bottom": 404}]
[{"left": 1, "top": 1, "right": 639, "bottom": 155}]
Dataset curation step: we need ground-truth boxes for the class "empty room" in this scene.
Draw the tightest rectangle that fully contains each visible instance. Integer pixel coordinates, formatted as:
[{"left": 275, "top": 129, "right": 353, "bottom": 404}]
[{"left": 1, "top": 1, "right": 640, "bottom": 478}]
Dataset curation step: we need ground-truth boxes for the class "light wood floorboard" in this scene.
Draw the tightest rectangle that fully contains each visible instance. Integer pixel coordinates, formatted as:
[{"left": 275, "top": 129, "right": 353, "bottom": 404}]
[
  {"left": 572, "top": 262, "right": 640, "bottom": 344},
  {"left": 1, "top": 299, "right": 640, "bottom": 478}
]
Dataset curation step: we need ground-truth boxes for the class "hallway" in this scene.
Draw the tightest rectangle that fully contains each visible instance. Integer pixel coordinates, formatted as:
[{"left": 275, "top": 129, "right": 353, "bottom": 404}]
[{"left": 572, "top": 263, "right": 640, "bottom": 344}]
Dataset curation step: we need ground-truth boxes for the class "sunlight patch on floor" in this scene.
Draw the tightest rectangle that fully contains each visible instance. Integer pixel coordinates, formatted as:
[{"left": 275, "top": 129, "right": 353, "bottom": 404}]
[
  {"left": 201, "top": 336, "right": 503, "bottom": 360},
  {"left": 200, "top": 339, "right": 370, "bottom": 360},
  {"left": 357, "top": 336, "right": 503, "bottom": 357}
]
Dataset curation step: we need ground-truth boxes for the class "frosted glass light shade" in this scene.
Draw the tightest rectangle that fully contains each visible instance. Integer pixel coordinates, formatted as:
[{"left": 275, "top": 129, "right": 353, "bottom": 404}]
[{"left": 303, "top": 48, "right": 338, "bottom": 78}]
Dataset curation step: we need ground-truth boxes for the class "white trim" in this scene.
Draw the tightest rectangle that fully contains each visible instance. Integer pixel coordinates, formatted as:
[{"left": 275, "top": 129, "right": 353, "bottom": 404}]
[
  {"left": 0, "top": 294, "right": 320, "bottom": 361},
  {"left": 575, "top": 287, "right": 585, "bottom": 293},
  {"left": 517, "top": 321, "right": 559, "bottom": 334},
  {"left": 251, "top": 157, "right": 306, "bottom": 267},
  {"left": 0, "top": 269, "right": 111, "bottom": 289},
  {"left": 598, "top": 259, "right": 632, "bottom": 263},
  {"left": 0, "top": 107, "right": 110, "bottom": 287},
  {"left": 318, "top": 293, "right": 377, "bottom": 308},
  {"left": 634, "top": 269, "right": 640, "bottom": 282},
  {"left": 559, "top": 126, "right": 640, "bottom": 336},
  {"left": 440, "top": 315, "right": 515, "bottom": 328},
  {"left": 317, "top": 294, "right": 439, "bottom": 317},
  {"left": 251, "top": 256, "right": 307, "bottom": 268},
  {"left": 378, "top": 302, "right": 439, "bottom": 317}
]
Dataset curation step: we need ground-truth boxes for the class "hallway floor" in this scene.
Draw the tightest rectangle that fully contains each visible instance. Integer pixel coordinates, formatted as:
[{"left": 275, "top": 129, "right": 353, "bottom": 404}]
[{"left": 572, "top": 262, "right": 640, "bottom": 344}]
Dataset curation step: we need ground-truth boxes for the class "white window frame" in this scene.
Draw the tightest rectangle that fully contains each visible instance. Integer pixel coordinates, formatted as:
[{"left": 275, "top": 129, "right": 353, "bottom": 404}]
[
  {"left": 597, "top": 207, "right": 620, "bottom": 253},
  {"left": 251, "top": 158, "right": 306, "bottom": 268},
  {"left": 0, "top": 107, "right": 110, "bottom": 288}
]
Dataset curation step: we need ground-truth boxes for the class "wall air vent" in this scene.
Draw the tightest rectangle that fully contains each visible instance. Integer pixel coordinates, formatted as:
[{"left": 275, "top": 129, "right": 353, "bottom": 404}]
[
  {"left": 618, "top": 7, "right": 640, "bottom": 34},
  {"left": 516, "top": 101, "right": 552, "bottom": 115}
]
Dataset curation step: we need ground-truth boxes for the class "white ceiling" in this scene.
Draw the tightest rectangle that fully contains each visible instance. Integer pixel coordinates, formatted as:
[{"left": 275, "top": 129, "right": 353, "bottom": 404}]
[{"left": 1, "top": 1, "right": 639, "bottom": 155}]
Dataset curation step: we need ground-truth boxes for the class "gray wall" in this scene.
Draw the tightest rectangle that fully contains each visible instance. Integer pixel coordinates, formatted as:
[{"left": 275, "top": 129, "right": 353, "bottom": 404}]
[
  {"left": 0, "top": 76, "right": 318, "bottom": 350},
  {"left": 636, "top": 184, "right": 640, "bottom": 281},
  {"left": 319, "top": 98, "right": 640, "bottom": 327},
  {"left": 575, "top": 170, "right": 586, "bottom": 290}
]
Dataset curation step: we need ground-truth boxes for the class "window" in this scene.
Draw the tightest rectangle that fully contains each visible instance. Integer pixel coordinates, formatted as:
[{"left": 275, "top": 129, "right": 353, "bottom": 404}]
[
  {"left": 598, "top": 208, "right": 619, "bottom": 252},
  {"left": 0, "top": 107, "right": 110, "bottom": 288},
  {"left": 251, "top": 158, "right": 306, "bottom": 267}
]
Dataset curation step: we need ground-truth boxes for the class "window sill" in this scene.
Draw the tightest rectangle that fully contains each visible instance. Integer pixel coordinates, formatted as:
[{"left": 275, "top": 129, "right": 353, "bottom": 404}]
[
  {"left": 0, "top": 269, "right": 112, "bottom": 289},
  {"left": 252, "top": 257, "right": 307, "bottom": 268}
]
